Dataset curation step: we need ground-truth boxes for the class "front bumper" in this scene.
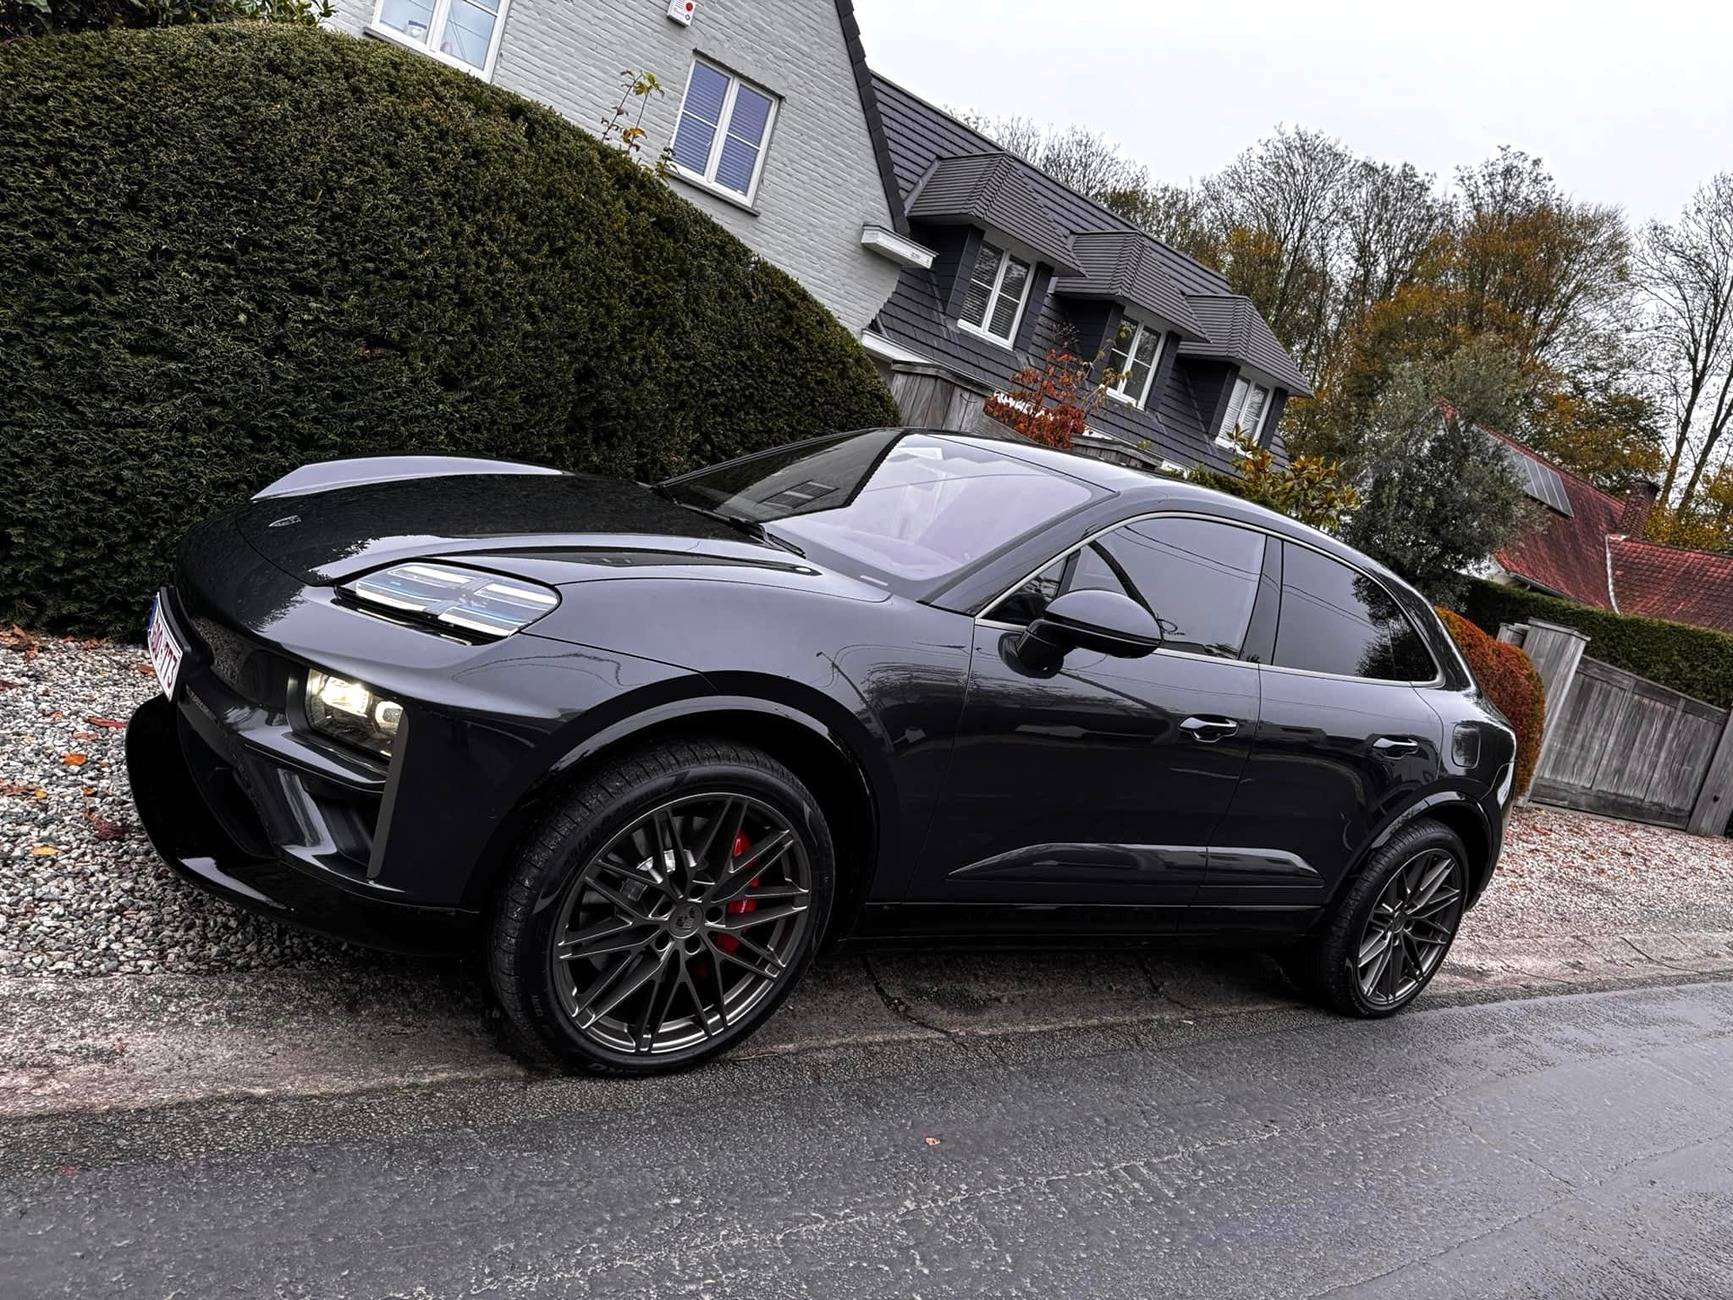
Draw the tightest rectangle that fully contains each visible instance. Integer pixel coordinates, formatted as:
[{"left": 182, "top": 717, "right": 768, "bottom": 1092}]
[{"left": 127, "top": 690, "right": 481, "bottom": 955}]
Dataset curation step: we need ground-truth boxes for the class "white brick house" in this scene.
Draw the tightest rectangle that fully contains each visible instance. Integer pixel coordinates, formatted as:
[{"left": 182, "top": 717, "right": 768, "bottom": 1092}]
[{"left": 323, "top": 0, "right": 931, "bottom": 334}]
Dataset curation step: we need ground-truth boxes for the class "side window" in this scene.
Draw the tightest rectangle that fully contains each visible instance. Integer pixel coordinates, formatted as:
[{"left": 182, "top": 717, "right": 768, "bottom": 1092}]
[
  {"left": 1274, "top": 544, "right": 1436, "bottom": 681},
  {"left": 1097, "top": 519, "right": 1266, "bottom": 658}
]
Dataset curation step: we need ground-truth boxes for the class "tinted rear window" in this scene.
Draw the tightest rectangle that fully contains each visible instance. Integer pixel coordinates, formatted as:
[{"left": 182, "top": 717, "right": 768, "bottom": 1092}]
[{"left": 1274, "top": 544, "right": 1436, "bottom": 681}]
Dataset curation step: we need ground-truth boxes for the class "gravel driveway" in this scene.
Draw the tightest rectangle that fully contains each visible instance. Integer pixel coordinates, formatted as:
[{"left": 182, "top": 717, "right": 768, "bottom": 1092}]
[{"left": 6, "top": 631, "right": 1733, "bottom": 978}]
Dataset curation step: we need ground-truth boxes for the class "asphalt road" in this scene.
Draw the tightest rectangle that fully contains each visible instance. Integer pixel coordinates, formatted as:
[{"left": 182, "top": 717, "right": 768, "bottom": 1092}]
[{"left": 4, "top": 980, "right": 1732, "bottom": 1299}]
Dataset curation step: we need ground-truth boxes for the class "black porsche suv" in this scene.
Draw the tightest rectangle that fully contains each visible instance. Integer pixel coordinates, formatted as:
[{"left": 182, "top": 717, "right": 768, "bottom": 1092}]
[{"left": 127, "top": 428, "right": 1516, "bottom": 1073}]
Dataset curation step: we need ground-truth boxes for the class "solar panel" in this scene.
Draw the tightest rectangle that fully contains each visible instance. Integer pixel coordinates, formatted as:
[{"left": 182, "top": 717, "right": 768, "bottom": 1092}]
[{"left": 1501, "top": 442, "right": 1572, "bottom": 517}]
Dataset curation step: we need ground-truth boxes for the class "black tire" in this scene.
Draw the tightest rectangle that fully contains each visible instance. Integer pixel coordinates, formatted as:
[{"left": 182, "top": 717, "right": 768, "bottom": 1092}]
[
  {"left": 489, "top": 738, "right": 835, "bottom": 1075},
  {"left": 1281, "top": 819, "right": 1470, "bottom": 1018}
]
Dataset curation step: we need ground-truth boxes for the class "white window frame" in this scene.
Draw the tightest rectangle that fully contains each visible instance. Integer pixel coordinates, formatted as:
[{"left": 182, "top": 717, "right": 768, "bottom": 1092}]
[
  {"left": 957, "top": 242, "right": 1034, "bottom": 347},
  {"left": 367, "top": 0, "right": 511, "bottom": 81},
  {"left": 1104, "top": 317, "right": 1166, "bottom": 410},
  {"left": 670, "top": 58, "right": 780, "bottom": 207},
  {"left": 1215, "top": 376, "right": 1273, "bottom": 447}
]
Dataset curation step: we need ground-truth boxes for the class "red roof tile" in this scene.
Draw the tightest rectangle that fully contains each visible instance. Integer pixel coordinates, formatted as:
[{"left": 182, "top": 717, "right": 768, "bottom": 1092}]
[
  {"left": 1608, "top": 537, "right": 1733, "bottom": 632},
  {"left": 1489, "top": 432, "right": 1621, "bottom": 609}
]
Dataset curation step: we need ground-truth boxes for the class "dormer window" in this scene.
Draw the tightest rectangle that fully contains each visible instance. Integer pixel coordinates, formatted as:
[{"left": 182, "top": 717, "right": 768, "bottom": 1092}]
[
  {"left": 1217, "top": 376, "right": 1272, "bottom": 447},
  {"left": 958, "top": 242, "right": 1033, "bottom": 345},
  {"left": 1105, "top": 318, "right": 1164, "bottom": 410}
]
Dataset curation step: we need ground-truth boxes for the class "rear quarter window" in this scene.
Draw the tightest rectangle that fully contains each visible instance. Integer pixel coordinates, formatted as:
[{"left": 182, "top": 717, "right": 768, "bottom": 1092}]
[{"left": 1273, "top": 544, "right": 1436, "bottom": 682}]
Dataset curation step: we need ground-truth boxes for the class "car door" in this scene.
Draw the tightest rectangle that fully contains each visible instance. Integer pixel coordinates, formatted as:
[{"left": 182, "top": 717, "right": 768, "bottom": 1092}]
[
  {"left": 910, "top": 515, "right": 1274, "bottom": 926},
  {"left": 1198, "top": 540, "right": 1445, "bottom": 913}
]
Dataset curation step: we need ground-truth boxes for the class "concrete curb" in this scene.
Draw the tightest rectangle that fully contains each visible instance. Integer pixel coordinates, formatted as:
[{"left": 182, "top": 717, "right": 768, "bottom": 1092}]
[{"left": 3, "top": 930, "right": 1731, "bottom": 1121}]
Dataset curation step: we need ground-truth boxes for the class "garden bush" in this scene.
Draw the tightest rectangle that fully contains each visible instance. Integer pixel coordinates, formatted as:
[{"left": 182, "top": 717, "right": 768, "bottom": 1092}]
[
  {"left": 1436, "top": 607, "right": 1546, "bottom": 799},
  {"left": 1463, "top": 580, "right": 1733, "bottom": 711},
  {"left": 0, "top": 26, "right": 897, "bottom": 636}
]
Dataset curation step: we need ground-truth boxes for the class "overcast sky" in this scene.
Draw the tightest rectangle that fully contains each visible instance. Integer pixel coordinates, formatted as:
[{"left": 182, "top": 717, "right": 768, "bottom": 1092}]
[{"left": 850, "top": 0, "right": 1732, "bottom": 223}]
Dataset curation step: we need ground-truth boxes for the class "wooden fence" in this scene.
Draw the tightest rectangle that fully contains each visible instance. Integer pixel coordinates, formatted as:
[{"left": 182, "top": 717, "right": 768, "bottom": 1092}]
[{"left": 1500, "top": 619, "right": 1733, "bottom": 835}]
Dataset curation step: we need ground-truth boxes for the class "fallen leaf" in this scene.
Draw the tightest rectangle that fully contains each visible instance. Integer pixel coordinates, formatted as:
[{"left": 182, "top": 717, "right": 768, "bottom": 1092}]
[
  {"left": 0, "top": 625, "right": 39, "bottom": 658},
  {"left": 72, "top": 730, "right": 98, "bottom": 742},
  {"left": 85, "top": 716, "right": 127, "bottom": 730},
  {"left": 30, "top": 844, "right": 59, "bottom": 857},
  {"left": 0, "top": 780, "right": 33, "bottom": 797},
  {"left": 923, "top": 1136, "right": 942, "bottom": 1147},
  {"left": 83, "top": 810, "right": 128, "bottom": 842},
  {"left": 33, "top": 788, "right": 47, "bottom": 800},
  {"left": 62, "top": 753, "right": 88, "bottom": 767},
  {"left": 132, "top": 663, "right": 155, "bottom": 676}
]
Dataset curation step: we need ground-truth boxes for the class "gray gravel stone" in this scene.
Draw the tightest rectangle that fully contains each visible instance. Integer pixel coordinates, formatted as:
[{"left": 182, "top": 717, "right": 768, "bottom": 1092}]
[{"left": 1, "top": 632, "right": 384, "bottom": 977}]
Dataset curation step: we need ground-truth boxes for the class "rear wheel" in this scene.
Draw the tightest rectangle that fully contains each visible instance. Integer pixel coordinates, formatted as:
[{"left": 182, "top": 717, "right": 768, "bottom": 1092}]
[
  {"left": 489, "top": 740, "right": 834, "bottom": 1074},
  {"left": 1283, "top": 820, "right": 1468, "bottom": 1018}
]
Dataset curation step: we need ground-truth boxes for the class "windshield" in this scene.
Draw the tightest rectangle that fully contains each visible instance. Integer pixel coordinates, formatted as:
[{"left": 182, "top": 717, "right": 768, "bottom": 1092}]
[{"left": 661, "top": 431, "right": 1102, "bottom": 588}]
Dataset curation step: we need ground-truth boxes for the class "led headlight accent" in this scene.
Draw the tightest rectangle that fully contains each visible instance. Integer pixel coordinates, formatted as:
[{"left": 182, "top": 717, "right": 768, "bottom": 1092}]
[
  {"left": 306, "top": 670, "right": 403, "bottom": 757},
  {"left": 346, "top": 562, "right": 559, "bottom": 639}
]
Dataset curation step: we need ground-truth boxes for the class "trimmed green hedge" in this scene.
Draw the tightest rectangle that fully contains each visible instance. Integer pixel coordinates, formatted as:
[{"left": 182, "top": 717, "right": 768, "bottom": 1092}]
[
  {"left": 1464, "top": 579, "right": 1733, "bottom": 710},
  {"left": 0, "top": 26, "right": 897, "bottom": 636}
]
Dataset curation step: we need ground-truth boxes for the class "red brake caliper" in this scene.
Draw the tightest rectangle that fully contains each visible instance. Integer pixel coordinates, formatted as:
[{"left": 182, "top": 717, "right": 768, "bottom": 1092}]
[{"left": 714, "top": 829, "right": 758, "bottom": 954}]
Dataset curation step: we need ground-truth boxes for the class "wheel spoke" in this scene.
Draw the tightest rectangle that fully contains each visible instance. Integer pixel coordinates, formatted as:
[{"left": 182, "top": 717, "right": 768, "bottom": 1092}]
[
  {"left": 712, "top": 939, "right": 782, "bottom": 982},
  {"left": 585, "top": 875, "right": 655, "bottom": 923},
  {"left": 707, "top": 830, "right": 794, "bottom": 903},
  {"left": 692, "top": 798, "right": 746, "bottom": 875},
  {"left": 631, "top": 953, "right": 682, "bottom": 1052},
  {"left": 1362, "top": 944, "right": 1393, "bottom": 993},
  {"left": 1384, "top": 932, "right": 1407, "bottom": 997},
  {"left": 1409, "top": 856, "right": 1456, "bottom": 911},
  {"left": 742, "top": 882, "right": 811, "bottom": 904},
  {"left": 675, "top": 961, "right": 717, "bottom": 1039},
  {"left": 1358, "top": 926, "right": 1392, "bottom": 967},
  {"left": 711, "top": 900, "right": 808, "bottom": 932},
  {"left": 575, "top": 949, "right": 666, "bottom": 1026},
  {"left": 558, "top": 916, "right": 656, "bottom": 961},
  {"left": 1411, "top": 888, "right": 1462, "bottom": 920}
]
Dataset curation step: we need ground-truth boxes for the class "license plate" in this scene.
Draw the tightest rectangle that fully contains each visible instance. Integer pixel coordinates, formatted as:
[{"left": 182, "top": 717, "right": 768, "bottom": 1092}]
[{"left": 147, "top": 597, "right": 184, "bottom": 701}]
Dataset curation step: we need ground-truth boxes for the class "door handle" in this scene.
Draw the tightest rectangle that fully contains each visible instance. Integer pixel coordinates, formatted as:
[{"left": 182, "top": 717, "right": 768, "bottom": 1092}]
[
  {"left": 1181, "top": 716, "right": 1239, "bottom": 743},
  {"left": 1373, "top": 736, "right": 1421, "bottom": 756}
]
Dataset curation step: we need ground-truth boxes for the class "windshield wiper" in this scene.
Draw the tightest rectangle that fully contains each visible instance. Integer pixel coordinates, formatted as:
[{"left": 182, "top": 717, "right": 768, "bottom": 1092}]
[{"left": 650, "top": 485, "right": 806, "bottom": 557}]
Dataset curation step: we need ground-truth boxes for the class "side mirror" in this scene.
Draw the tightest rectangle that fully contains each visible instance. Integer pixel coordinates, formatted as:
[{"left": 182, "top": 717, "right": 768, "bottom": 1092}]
[{"left": 1012, "top": 589, "right": 1163, "bottom": 673}]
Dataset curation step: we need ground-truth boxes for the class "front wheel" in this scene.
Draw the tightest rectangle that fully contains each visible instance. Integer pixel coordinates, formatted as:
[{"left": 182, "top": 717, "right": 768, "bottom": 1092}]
[
  {"left": 1283, "top": 820, "right": 1469, "bottom": 1018},
  {"left": 489, "top": 739, "right": 834, "bottom": 1074}
]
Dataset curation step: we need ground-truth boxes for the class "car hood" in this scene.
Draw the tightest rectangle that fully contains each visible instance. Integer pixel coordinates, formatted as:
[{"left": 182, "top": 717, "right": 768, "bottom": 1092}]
[{"left": 227, "top": 467, "right": 892, "bottom": 603}]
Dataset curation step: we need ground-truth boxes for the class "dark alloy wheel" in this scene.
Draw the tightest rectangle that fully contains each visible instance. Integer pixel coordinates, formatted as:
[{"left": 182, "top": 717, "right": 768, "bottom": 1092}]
[
  {"left": 489, "top": 740, "right": 834, "bottom": 1074},
  {"left": 1282, "top": 819, "right": 1469, "bottom": 1018}
]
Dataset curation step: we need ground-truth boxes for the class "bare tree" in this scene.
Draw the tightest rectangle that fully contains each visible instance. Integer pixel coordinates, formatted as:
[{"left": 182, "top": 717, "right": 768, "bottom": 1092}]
[
  {"left": 1637, "top": 173, "right": 1733, "bottom": 508},
  {"left": 1334, "top": 159, "right": 1451, "bottom": 340},
  {"left": 953, "top": 110, "right": 1149, "bottom": 222},
  {"left": 1198, "top": 127, "right": 1355, "bottom": 371},
  {"left": 1451, "top": 148, "right": 1631, "bottom": 372}
]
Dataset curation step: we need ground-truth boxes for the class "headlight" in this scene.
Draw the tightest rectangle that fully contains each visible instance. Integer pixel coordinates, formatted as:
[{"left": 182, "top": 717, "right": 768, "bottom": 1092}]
[
  {"left": 344, "top": 562, "right": 559, "bottom": 639},
  {"left": 306, "top": 670, "right": 403, "bottom": 757}
]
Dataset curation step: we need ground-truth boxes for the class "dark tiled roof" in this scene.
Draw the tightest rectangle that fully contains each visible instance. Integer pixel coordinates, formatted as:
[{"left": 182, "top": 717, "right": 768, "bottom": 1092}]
[
  {"left": 866, "top": 72, "right": 1308, "bottom": 471},
  {"left": 832, "top": 0, "right": 909, "bottom": 235},
  {"left": 907, "top": 153, "right": 1083, "bottom": 275},
  {"left": 1178, "top": 296, "right": 1312, "bottom": 396},
  {"left": 1052, "top": 231, "right": 1208, "bottom": 341},
  {"left": 1609, "top": 538, "right": 1733, "bottom": 632}
]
